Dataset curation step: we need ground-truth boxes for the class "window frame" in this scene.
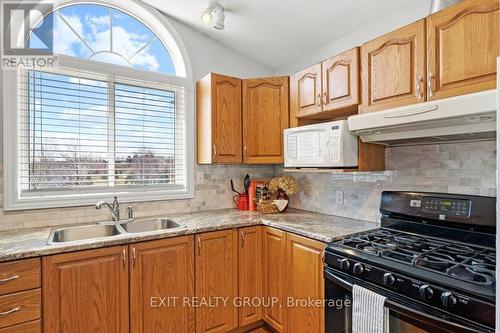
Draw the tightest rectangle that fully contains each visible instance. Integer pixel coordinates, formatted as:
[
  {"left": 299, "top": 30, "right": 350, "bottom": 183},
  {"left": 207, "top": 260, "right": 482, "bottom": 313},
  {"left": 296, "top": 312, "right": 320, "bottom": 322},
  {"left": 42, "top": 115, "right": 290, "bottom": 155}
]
[{"left": 3, "top": 1, "right": 194, "bottom": 211}]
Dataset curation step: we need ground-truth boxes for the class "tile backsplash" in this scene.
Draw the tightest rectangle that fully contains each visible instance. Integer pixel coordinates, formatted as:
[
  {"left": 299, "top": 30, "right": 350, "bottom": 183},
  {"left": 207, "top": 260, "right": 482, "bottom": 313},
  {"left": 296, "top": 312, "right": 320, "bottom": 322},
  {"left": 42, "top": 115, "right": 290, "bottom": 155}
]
[
  {"left": 0, "top": 164, "right": 274, "bottom": 231},
  {"left": 278, "top": 141, "right": 496, "bottom": 223},
  {"left": 0, "top": 141, "right": 496, "bottom": 231}
]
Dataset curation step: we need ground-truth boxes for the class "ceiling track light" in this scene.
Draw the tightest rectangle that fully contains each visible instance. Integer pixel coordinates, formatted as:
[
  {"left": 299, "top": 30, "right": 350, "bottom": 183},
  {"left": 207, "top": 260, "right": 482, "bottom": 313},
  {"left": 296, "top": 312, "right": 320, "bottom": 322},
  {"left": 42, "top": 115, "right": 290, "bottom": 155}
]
[{"left": 201, "top": 3, "right": 225, "bottom": 30}]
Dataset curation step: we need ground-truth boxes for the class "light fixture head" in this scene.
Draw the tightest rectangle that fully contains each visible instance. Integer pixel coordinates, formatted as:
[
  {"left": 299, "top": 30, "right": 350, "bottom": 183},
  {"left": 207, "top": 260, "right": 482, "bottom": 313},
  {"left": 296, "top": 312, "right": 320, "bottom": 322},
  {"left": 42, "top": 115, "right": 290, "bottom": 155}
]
[{"left": 200, "top": 3, "right": 225, "bottom": 30}]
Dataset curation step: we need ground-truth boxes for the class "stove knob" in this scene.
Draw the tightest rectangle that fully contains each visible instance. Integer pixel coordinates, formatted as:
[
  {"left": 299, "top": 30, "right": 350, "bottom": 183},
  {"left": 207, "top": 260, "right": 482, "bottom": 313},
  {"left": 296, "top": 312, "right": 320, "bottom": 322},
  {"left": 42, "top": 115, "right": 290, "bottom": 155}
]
[
  {"left": 383, "top": 273, "right": 395, "bottom": 286},
  {"left": 339, "top": 259, "right": 350, "bottom": 271},
  {"left": 353, "top": 263, "right": 364, "bottom": 275},
  {"left": 441, "top": 292, "right": 457, "bottom": 308},
  {"left": 418, "top": 285, "right": 434, "bottom": 300}
]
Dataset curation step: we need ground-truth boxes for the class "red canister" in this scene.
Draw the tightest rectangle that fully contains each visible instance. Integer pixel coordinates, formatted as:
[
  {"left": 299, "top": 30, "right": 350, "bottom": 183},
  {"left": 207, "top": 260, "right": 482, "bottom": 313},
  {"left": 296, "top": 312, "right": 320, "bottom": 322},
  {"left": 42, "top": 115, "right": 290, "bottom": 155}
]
[{"left": 233, "top": 194, "right": 249, "bottom": 210}]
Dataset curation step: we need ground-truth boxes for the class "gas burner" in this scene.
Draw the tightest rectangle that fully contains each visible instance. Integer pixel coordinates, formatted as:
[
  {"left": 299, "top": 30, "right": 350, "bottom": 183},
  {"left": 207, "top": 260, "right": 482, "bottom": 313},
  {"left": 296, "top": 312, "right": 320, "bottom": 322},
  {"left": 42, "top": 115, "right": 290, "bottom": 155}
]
[{"left": 336, "top": 228, "right": 496, "bottom": 287}]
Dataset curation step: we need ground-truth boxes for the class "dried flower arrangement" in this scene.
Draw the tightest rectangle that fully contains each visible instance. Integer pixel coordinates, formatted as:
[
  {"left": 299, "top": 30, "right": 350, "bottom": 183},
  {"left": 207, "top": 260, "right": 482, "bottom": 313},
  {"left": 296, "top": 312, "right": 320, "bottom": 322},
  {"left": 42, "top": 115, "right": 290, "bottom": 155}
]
[
  {"left": 257, "top": 176, "right": 299, "bottom": 214},
  {"left": 268, "top": 176, "right": 299, "bottom": 195}
]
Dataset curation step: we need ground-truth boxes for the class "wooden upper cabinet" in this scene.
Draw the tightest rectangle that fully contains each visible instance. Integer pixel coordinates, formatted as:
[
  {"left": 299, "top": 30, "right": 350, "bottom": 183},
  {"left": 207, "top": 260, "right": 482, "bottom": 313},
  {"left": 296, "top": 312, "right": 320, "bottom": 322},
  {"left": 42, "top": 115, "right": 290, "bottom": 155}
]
[
  {"left": 290, "top": 63, "right": 322, "bottom": 123},
  {"left": 197, "top": 73, "right": 242, "bottom": 164},
  {"left": 242, "top": 77, "right": 289, "bottom": 164},
  {"left": 238, "top": 226, "right": 263, "bottom": 327},
  {"left": 285, "top": 234, "right": 325, "bottom": 333},
  {"left": 427, "top": 0, "right": 499, "bottom": 100},
  {"left": 130, "top": 236, "right": 195, "bottom": 333},
  {"left": 42, "top": 246, "right": 129, "bottom": 333},
  {"left": 361, "top": 19, "right": 426, "bottom": 113},
  {"left": 195, "top": 230, "right": 238, "bottom": 333},
  {"left": 262, "top": 227, "right": 287, "bottom": 333},
  {"left": 321, "top": 47, "right": 360, "bottom": 115}
]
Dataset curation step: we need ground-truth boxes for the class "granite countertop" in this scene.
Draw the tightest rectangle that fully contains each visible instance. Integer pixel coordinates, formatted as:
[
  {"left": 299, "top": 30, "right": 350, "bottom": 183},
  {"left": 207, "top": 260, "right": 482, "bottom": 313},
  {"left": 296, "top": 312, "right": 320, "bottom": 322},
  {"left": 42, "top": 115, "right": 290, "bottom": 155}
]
[{"left": 0, "top": 209, "right": 379, "bottom": 262}]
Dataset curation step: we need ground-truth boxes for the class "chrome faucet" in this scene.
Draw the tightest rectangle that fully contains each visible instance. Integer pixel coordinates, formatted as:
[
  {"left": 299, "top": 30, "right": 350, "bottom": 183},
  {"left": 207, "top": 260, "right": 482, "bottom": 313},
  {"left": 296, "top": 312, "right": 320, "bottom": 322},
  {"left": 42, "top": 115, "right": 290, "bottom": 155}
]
[{"left": 95, "top": 196, "right": 120, "bottom": 222}]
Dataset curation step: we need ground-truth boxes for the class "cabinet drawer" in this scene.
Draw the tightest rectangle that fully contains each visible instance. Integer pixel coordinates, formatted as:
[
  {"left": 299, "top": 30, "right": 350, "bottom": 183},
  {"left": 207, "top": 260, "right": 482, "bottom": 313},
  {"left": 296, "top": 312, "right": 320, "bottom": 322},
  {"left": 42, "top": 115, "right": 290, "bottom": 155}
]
[
  {"left": 0, "top": 320, "right": 41, "bottom": 333},
  {"left": 0, "top": 259, "right": 40, "bottom": 296},
  {"left": 0, "top": 290, "right": 41, "bottom": 329}
]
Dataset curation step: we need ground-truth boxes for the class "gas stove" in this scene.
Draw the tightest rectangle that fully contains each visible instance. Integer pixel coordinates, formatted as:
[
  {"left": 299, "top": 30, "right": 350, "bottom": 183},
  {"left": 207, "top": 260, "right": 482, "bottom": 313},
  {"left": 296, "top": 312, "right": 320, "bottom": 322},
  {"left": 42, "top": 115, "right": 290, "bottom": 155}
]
[{"left": 324, "top": 191, "right": 496, "bottom": 332}]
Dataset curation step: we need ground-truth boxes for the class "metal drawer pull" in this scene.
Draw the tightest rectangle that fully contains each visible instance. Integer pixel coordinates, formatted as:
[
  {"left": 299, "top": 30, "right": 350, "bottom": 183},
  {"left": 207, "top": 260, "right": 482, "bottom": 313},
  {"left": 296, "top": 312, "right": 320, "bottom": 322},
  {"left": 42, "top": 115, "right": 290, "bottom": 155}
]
[
  {"left": 0, "top": 306, "right": 21, "bottom": 316},
  {"left": 0, "top": 275, "right": 19, "bottom": 284}
]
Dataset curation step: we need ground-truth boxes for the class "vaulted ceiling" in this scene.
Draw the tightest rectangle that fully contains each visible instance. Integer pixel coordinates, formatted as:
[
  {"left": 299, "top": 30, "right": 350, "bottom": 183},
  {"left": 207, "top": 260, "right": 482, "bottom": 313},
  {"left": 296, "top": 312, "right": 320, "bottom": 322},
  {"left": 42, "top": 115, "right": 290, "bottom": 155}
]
[{"left": 143, "top": 0, "right": 426, "bottom": 69}]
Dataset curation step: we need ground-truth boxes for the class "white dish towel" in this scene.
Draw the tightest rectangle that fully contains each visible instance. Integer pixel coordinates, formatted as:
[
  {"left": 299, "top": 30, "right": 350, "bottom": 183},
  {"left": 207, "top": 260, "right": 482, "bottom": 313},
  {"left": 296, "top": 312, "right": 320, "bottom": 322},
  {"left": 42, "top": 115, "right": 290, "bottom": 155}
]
[{"left": 352, "top": 284, "right": 389, "bottom": 333}]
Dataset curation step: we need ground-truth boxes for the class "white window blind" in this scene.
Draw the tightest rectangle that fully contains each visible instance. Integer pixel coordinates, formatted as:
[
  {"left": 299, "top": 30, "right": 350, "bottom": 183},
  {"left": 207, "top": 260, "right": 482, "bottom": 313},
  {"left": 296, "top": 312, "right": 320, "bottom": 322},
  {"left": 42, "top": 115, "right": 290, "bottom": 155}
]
[{"left": 17, "top": 68, "right": 188, "bottom": 200}]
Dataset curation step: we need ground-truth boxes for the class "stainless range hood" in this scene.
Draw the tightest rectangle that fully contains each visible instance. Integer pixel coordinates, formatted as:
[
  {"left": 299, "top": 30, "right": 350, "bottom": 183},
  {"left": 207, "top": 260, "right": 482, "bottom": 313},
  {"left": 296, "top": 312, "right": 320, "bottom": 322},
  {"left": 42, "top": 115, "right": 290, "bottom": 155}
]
[
  {"left": 430, "top": 0, "right": 462, "bottom": 14},
  {"left": 347, "top": 90, "right": 497, "bottom": 146}
]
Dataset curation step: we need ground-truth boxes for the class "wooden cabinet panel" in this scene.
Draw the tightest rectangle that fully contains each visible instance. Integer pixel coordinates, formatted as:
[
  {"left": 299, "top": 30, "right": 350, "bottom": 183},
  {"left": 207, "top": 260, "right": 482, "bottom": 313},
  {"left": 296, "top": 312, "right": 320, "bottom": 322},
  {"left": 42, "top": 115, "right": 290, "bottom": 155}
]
[
  {"left": 238, "top": 227, "right": 263, "bottom": 326},
  {"left": 43, "top": 246, "right": 129, "bottom": 333},
  {"left": 130, "top": 236, "right": 195, "bottom": 333},
  {"left": 0, "top": 320, "right": 41, "bottom": 333},
  {"left": 262, "top": 227, "right": 287, "bottom": 332},
  {"left": 322, "top": 47, "right": 360, "bottom": 115},
  {"left": 290, "top": 64, "right": 322, "bottom": 125},
  {"left": 427, "top": 0, "right": 499, "bottom": 100},
  {"left": 285, "top": 234, "right": 325, "bottom": 333},
  {"left": 243, "top": 77, "right": 289, "bottom": 164},
  {"left": 361, "top": 20, "right": 426, "bottom": 113},
  {"left": 197, "top": 73, "right": 242, "bottom": 164},
  {"left": 0, "top": 290, "right": 40, "bottom": 329},
  {"left": 0, "top": 259, "right": 40, "bottom": 296},
  {"left": 195, "top": 230, "right": 238, "bottom": 333}
]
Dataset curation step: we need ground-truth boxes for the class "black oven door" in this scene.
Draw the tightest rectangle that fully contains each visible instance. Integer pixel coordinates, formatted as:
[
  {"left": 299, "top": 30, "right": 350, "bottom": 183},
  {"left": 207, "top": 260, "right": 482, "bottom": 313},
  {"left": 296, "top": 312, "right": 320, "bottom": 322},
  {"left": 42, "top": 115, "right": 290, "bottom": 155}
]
[{"left": 324, "top": 268, "right": 494, "bottom": 333}]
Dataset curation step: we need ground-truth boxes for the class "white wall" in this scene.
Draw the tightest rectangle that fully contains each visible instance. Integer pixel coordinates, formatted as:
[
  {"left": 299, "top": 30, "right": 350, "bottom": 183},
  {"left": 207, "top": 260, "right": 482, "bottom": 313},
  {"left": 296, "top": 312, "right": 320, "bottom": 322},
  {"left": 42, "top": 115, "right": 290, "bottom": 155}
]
[
  {"left": 167, "top": 16, "right": 273, "bottom": 81},
  {"left": 274, "top": 0, "right": 431, "bottom": 75}
]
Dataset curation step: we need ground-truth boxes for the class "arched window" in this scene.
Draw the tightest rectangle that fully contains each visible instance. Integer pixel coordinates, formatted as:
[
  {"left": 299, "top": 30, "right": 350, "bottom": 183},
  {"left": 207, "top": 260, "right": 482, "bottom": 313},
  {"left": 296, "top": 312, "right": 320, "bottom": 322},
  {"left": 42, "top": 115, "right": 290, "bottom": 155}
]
[{"left": 4, "top": 1, "right": 194, "bottom": 211}]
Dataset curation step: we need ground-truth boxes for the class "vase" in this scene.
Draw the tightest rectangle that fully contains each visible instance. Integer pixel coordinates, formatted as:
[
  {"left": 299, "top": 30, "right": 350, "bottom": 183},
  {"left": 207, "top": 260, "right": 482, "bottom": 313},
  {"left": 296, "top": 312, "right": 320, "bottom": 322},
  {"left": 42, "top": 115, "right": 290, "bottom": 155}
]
[{"left": 276, "top": 188, "right": 289, "bottom": 211}]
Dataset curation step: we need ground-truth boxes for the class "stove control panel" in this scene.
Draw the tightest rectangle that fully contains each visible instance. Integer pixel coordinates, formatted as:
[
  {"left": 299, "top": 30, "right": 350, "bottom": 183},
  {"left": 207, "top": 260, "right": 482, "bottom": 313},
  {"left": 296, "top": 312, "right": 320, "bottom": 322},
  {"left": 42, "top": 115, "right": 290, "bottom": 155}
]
[
  {"left": 324, "top": 252, "right": 495, "bottom": 328},
  {"left": 422, "top": 197, "right": 471, "bottom": 218}
]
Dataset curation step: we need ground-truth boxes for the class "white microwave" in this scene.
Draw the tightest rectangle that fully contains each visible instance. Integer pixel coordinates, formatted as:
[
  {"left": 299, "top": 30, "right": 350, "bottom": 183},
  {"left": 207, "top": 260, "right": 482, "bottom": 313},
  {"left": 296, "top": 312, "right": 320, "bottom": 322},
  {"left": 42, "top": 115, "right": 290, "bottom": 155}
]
[{"left": 284, "top": 120, "right": 358, "bottom": 168}]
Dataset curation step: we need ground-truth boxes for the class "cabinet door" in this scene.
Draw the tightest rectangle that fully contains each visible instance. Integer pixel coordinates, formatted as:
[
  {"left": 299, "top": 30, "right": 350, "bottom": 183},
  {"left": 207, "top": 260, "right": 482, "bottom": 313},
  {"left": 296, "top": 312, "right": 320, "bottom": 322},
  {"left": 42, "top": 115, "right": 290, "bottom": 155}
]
[
  {"left": 427, "top": 0, "right": 499, "bottom": 100},
  {"left": 361, "top": 20, "right": 426, "bottom": 113},
  {"left": 262, "top": 227, "right": 287, "bottom": 333},
  {"left": 322, "top": 47, "right": 360, "bottom": 114},
  {"left": 195, "top": 230, "right": 238, "bottom": 333},
  {"left": 243, "top": 77, "right": 289, "bottom": 164},
  {"left": 130, "top": 236, "right": 195, "bottom": 333},
  {"left": 286, "top": 234, "right": 325, "bottom": 333},
  {"left": 238, "top": 226, "right": 263, "bottom": 327},
  {"left": 43, "top": 246, "right": 129, "bottom": 333},
  {"left": 197, "top": 73, "right": 242, "bottom": 164},
  {"left": 290, "top": 64, "right": 322, "bottom": 124},
  {"left": 212, "top": 74, "right": 242, "bottom": 163}
]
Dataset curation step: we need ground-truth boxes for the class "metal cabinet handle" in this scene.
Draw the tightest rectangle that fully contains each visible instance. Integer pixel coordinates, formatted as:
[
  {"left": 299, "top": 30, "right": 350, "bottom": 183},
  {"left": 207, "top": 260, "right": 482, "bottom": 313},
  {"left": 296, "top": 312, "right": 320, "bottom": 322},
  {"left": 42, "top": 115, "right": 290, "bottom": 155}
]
[
  {"left": 243, "top": 146, "right": 248, "bottom": 160},
  {"left": 428, "top": 73, "right": 434, "bottom": 98},
  {"left": 240, "top": 231, "right": 244, "bottom": 248},
  {"left": 316, "top": 93, "right": 321, "bottom": 107},
  {"left": 212, "top": 145, "right": 217, "bottom": 160},
  {"left": 197, "top": 238, "right": 202, "bottom": 256},
  {"left": 0, "top": 306, "right": 21, "bottom": 316},
  {"left": 322, "top": 92, "right": 328, "bottom": 106},
  {"left": 0, "top": 275, "right": 19, "bottom": 284},
  {"left": 416, "top": 75, "right": 423, "bottom": 100},
  {"left": 121, "top": 249, "right": 127, "bottom": 271},
  {"left": 132, "top": 248, "right": 137, "bottom": 267}
]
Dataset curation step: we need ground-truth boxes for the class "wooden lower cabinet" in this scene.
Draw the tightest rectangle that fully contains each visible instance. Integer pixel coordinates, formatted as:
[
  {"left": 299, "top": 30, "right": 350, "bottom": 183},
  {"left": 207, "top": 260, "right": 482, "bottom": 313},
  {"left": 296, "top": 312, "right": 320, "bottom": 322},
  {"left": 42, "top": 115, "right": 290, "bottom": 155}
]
[
  {"left": 130, "top": 236, "right": 195, "bottom": 333},
  {"left": 195, "top": 230, "right": 239, "bottom": 333},
  {"left": 262, "top": 227, "right": 287, "bottom": 333},
  {"left": 238, "top": 227, "right": 263, "bottom": 327},
  {"left": 42, "top": 246, "right": 129, "bottom": 333},
  {"left": 0, "top": 320, "right": 41, "bottom": 333},
  {"left": 285, "top": 233, "right": 325, "bottom": 333}
]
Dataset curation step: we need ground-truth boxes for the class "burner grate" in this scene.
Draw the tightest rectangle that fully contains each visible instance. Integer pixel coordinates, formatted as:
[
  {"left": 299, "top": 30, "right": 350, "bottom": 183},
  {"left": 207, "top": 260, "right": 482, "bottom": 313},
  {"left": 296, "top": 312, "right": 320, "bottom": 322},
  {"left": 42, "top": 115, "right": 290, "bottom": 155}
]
[{"left": 337, "top": 229, "right": 496, "bottom": 287}]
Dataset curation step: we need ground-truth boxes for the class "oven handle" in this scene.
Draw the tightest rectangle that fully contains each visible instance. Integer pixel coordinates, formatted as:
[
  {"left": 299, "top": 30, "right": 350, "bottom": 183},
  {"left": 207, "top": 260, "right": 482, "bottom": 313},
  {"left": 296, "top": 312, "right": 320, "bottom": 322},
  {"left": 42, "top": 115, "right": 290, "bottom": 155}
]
[{"left": 324, "top": 268, "right": 493, "bottom": 333}]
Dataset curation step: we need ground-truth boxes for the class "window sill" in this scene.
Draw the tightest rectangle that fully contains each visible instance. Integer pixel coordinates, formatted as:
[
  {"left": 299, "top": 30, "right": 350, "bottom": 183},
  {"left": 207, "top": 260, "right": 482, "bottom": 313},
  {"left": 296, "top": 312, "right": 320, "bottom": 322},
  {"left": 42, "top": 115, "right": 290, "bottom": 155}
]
[{"left": 3, "top": 189, "right": 195, "bottom": 211}]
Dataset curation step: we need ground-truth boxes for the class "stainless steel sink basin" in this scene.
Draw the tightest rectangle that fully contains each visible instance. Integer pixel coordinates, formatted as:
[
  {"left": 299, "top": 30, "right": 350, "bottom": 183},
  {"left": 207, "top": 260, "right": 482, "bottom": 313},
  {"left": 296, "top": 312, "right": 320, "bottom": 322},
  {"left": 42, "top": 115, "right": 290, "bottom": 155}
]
[
  {"left": 120, "top": 218, "right": 185, "bottom": 234},
  {"left": 48, "top": 224, "right": 123, "bottom": 244}
]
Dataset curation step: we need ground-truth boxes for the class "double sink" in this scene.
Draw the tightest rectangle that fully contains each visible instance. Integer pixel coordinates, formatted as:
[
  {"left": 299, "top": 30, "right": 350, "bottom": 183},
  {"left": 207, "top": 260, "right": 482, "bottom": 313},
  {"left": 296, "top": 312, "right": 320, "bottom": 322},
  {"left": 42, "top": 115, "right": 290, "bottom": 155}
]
[{"left": 48, "top": 218, "right": 186, "bottom": 245}]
